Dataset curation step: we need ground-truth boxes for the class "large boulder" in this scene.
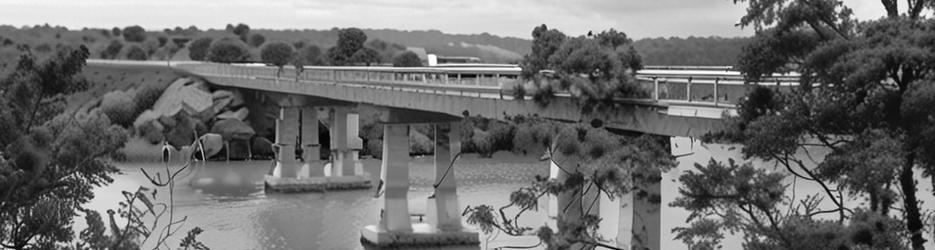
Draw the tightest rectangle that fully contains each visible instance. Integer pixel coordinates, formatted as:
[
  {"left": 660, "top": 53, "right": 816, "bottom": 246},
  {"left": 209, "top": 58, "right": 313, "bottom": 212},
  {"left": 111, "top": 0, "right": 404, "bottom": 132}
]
[
  {"left": 216, "top": 107, "right": 249, "bottom": 121},
  {"left": 150, "top": 77, "right": 212, "bottom": 118},
  {"left": 193, "top": 133, "right": 224, "bottom": 159},
  {"left": 210, "top": 118, "right": 255, "bottom": 141}
]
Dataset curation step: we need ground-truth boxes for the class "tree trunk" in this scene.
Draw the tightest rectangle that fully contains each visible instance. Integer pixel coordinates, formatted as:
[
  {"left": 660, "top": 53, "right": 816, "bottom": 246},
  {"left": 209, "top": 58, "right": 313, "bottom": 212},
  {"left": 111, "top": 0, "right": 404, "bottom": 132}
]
[{"left": 900, "top": 154, "right": 926, "bottom": 250}]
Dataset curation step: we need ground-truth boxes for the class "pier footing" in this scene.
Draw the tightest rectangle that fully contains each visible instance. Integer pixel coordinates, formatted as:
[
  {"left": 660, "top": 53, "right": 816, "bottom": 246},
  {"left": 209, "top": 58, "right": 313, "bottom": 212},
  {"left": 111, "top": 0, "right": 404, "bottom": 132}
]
[
  {"left": 264, "top": 174, "right": 371, "bottom": 192},
  {"left": 359, "top": 223, "right": 478, "bottom": 247}
]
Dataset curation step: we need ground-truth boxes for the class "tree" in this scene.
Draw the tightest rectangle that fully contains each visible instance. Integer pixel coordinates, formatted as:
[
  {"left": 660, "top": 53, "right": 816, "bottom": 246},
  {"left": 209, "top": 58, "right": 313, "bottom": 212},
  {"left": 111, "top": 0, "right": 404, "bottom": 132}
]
[
  {"left": 232, "top": 23, "right": 250, "bottom": 42},
  {"left": 517, "top": 24, "right": 645, "bottom": 112},
  {"left": 248, "top": 33, "right": 265, "bottom": 47},
  {"left": 207, "top": 38, "right": 250, "bottom": 63},
  {"left": 349, "top": 47, "right": 380, "bottom": 66},
  {"left": 296, "top": 45, "right": 323, "bottom": 66},
  {"left": 327, "top": 28, "right": 367, "bottom": 66},
  {"left": 260, "top": 41, "right": 295, "bottom": 76},
  {"left": 683, "top": 1, "right": 935, "bottom": 249},
  {"left": 101, "top": 40, "right": 123, "bottom": 59},
  {"left": 124, "top": 44, "right": 147, "bottom": 61},
  {"left": 392, "top": 51, "right": 422, "bottom": 67},
  {"left": 111, "top": 27, "right": 121, "bottom": 38},
  {"left": 121, "top": 25, "right": 146, "bottom": 42},
  {"left": 187, "top": 37, "right": 213, "bottom": 61},
  {"left": 0, "top": 45, "right": 131, "bottom": 249},
  {"left": 463, "top": 117, "right": 676, "bottom": 249}
]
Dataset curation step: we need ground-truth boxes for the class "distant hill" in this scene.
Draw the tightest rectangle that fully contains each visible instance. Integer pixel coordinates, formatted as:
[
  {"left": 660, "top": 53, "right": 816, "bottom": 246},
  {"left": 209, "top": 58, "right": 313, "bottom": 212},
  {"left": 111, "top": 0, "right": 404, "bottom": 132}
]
[
  {"left": 633, "top": 36, "right": 751, "bottom": 66},
  {"left": 0, "top": 24, "right": 750, "bottom": 71}
]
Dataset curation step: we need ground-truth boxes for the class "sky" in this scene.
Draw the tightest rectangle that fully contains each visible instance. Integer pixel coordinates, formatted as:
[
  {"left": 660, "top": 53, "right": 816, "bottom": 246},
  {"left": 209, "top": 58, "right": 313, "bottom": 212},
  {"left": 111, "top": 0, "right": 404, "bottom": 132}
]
[{"left": 0, "top": 0, "right": 892, "bottom": 39}]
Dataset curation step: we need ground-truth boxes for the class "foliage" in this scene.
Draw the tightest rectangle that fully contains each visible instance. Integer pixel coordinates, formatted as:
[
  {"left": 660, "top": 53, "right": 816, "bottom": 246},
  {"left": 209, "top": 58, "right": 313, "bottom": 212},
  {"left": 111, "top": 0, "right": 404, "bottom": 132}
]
[
  {"left": 122, "top": 25, "right": 147, "bottom": 43},
  {"left": 231, "top": 23, "right": 250, "bottom": 42},
  {"left": 464, "top": 117, "right": 676, "bottom": 250},
  {"left": 349, "top": 47, "right": 380, "bottom": 66},
  {"left": 206, "top": 38, "right": 250, "bottom": 63},
  {"left": 633, "top": 36, "right": 750, "bottom": 66},
  {"left": 672, "top": 159, "right": 907, "bottom": 250},
  {"left": 248, "top": 33, "right": 265, "bottom": 48},
  {"left": 696, "top": 1, "right": 935, "bottom": 249},
  {"left": 392, "top": 51, "right": 422, "bottom": 67},
  {"left": 260, "top": 41, "right": 295, "bottom": 71},
  {"left": 125, "top": 44, "right": 148, "bottom": 61},
  {"left": 101, "top": 39, "right": 123, "bottom": 59},
  {"left": 518, "top": 25, "right": 645, "bottom": 113},
  {"left": 295, "top": 45, "right": 323, "bottom": 66},
  {"left": 186, "top": 37, "right": 213, "bottom": 61},
  {"left": 327, "top": 28, "right": 367, "bottom": 66},
  {"left": 0, "top": 45, "right": 129, "bottom": 249},
  {"left": 99, "top": 90, "right": 137, "bottom": 128}
]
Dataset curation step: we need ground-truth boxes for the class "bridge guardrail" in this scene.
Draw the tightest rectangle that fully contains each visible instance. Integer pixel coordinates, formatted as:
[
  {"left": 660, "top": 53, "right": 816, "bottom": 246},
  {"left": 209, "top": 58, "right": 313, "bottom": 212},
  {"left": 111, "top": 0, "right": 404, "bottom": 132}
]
[{"left": 163, "top": 61, "right": 802, "bottom": 108}]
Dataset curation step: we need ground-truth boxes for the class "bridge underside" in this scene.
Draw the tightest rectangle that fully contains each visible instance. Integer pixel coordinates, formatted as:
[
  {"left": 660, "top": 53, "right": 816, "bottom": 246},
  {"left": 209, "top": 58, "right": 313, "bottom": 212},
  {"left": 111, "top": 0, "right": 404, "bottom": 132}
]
[{"left": 193, "top": 75, "right": 726, "bottom": 137}]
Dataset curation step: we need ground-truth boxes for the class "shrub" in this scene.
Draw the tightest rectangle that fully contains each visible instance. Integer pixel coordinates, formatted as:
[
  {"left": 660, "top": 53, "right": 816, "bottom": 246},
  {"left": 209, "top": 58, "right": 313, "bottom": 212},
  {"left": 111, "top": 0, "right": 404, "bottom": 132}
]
[
  {"left": 248, "top": 33, "right": 265, "bottom": 47},
  {"left": 187, "top": 37, "right": 213, "bottom": 61},
  {"left": 134, "top": 85, "right": 165, "bottom": 117},
  {"left": 142, "top": 37, "right": 160, "bottom": 55},
  {"left": 122, "top": 25, "right": 146, "bottom": 42},
  {"left": 393, "top": 51, "right": 423, "bottom": 67},
  {"left": 350, "top": 47, "right": 380, "bottom": 66},
  {"left": 410, "top": 129, "right": 434, "bottom": 155},
  {"left": 297, "top": 45, "right": 323, "bottom": 65},
  {"left": 207, "top": 38, "right": 250, "bottom": 63},
  {"left": 137, "top": 120, "right": 165, "bottom": 144},
  {"left": 261, "top": 41, "right": 295, "bottom": 69},
  {"left": 365, "top": 138, "right": 383, "bottom": 159},
  {"left": 471, "top": 129, "right": 494, "bottom": 157},
  {"left": 112, "top": 27, "right": 121, "bottom": 37},
  {"left": 156, "top": 35, "right": 168, "bottom": 47},
  {"left": 100, "top": 90, "right": 137, "bottom": 128},
  {"left": 125, "top": 45, "right": 147, "bottom": 61},
  {"left": 101, "top": 40, "right": 123, "bottom": 59}
]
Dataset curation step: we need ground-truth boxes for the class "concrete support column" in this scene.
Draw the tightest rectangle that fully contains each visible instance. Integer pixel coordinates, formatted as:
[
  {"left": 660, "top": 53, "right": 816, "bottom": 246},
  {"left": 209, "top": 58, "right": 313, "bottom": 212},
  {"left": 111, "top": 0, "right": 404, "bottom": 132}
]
[
  {"left": 428, "top": 122, "right": 462, "bottom": 231},
  {"left": 275, "top": 107, "right": 300, "bottom": 178},
  {"left": 301, "top": 107, "right": 323, "bottom": 177},
  {"left": 330, "top": 107, "right": 363, "bottom": 177},
  {"left": 631, "top": 177, "right": 661, "bottom": 250},
  {"left": 380, "top": 124, "right": 412, "bottom": 232}
]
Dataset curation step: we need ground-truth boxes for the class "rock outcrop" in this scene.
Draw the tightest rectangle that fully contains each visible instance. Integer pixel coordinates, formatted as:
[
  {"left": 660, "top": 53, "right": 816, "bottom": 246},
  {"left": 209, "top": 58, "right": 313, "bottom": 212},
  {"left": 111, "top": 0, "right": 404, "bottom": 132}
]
[{"left": 132, "top": 77, "right": 261, "bottom": 159}]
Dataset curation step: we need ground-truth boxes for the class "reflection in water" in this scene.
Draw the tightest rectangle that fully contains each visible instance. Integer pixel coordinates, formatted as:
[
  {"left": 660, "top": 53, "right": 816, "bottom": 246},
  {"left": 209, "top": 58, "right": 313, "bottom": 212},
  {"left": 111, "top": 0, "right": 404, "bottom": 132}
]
[{"left": 88, "top": 155, "right": 549, "bottom": 250}]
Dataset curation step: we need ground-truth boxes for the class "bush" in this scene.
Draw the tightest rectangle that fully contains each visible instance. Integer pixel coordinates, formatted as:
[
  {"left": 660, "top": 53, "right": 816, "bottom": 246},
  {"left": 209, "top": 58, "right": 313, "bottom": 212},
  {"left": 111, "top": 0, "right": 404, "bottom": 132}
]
[
  {"left": 207, "top": 38, "right": 250, "bottom": 63},
  {"left": 297, "top": 45, "right": 323, "bottom": 65},
  {"left": 125, "top": 45, "right": 147, "bottom": 61},
  {"left": 248, "top": 33, "right": 265, "bottom": 47},
  {"left": 122, "top": 25, "right": 146, "bottom": 42},
  {"left": 134, "top": 85, "right": 165, "bottom": 117},
  {"left": 187, "top": 37, "right": 213, "bottom": 61},
  {"left": 350, "top": 47, "right": 380, "bottom": 66},
  {"left": 393, "top": 51, "right": 423, "bottom": 67},
  {"left": 100, "top": 90, "right": 137, "bottom": 128},
  {"left": 410, "top": 129, "right": 434, "bottom": 155},
  {"left": 137, "top": 120, "right": 165, "bottom": 144},
  {"left": 260, "top": 41, "right": 295, "bottom": 68},
  {"left": 156, "top": 35, "right": 168, "bottom": 47},
  {"left": 471, "top": 129, "right": 494, "bottom": 157},
  {"left": 365, "top": 138, "right": 383, "bottom": 159},
  {"left": 142, "top": 37, "right": 160, "bottom": 55},
  {"left": 101, "top": 40, "right": 123, "bottom": 59}
]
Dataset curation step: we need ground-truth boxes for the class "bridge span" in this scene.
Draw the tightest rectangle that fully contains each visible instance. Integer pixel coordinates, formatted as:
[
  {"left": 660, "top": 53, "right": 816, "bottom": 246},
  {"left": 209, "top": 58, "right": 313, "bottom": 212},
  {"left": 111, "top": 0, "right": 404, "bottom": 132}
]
[{"left": 86, "top": 59, "right": 799, "bottom": 249}]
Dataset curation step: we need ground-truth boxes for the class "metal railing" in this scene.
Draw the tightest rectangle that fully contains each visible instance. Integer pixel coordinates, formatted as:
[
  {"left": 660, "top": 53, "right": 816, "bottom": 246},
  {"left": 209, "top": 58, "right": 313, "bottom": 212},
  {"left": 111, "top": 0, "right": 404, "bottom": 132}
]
[{"left": 160, "top": 61, "right": 803, "bottom": 108}]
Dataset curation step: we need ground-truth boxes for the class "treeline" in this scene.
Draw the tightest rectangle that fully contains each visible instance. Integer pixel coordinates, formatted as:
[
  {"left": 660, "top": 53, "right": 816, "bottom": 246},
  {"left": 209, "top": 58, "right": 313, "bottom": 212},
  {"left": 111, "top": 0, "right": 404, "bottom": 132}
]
[{"left": 633, "top": 36, "right": 751, "bottom": 66}]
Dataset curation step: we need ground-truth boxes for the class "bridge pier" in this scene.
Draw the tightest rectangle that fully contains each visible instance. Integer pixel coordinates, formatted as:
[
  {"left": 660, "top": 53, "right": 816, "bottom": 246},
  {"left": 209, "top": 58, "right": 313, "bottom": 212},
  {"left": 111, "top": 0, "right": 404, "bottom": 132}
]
[
  {"left": 264, "top": 106, "right": 370, "bottom": 192},
  {"left": 329, "top": 106, "right": 363, "bottom": 177},
  {"left": 361, "top": 122, "right": 479, "bottom": 247}
]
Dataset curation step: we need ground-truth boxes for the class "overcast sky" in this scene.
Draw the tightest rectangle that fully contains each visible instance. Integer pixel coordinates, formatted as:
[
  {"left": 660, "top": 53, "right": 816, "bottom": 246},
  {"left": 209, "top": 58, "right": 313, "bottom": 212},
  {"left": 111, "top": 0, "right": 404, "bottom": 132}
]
[{"left": 0, "top": 0, "right": 891, "bottom": 39}]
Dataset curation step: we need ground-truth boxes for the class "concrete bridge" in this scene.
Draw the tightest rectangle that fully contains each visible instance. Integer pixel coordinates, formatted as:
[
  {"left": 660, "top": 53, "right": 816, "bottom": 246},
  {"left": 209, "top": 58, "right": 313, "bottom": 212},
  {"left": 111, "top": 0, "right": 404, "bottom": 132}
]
[{"left": 87, "top": 60, "right": 799, "bottom": 249}]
